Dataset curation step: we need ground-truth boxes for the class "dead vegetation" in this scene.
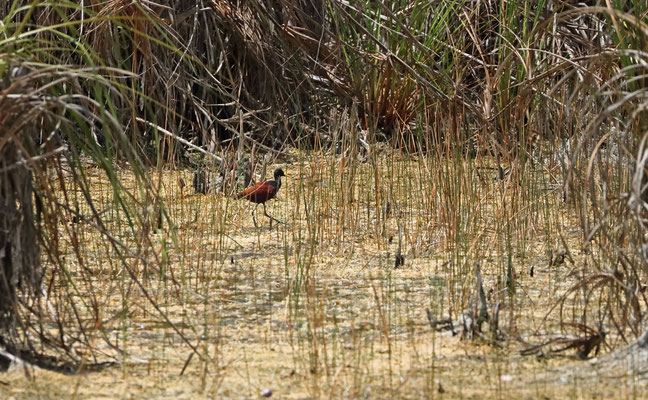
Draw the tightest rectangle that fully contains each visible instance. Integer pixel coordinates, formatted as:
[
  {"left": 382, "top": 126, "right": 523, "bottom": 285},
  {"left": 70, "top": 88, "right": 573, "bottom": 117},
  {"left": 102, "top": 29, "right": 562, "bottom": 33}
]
[{"left": 1, "top": 0, "right": 648, "bottom": 398}]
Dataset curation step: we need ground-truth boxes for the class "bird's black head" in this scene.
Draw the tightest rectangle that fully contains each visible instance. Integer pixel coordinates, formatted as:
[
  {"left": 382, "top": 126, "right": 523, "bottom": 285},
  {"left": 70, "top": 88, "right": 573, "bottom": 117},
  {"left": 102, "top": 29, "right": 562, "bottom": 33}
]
[{"left": 273, "top": 168, "right": 287, "bottom": 180}]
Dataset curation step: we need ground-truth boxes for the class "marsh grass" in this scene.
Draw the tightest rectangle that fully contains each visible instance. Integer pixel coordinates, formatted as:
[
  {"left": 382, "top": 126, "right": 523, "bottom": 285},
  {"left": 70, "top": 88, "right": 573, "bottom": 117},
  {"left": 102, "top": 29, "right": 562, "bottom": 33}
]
[
  {"left": 2, "top": 0, "right": 648, "bottom": 398},
  {"left": 4, "top": 140, "right": 642, "bottom": 398}
]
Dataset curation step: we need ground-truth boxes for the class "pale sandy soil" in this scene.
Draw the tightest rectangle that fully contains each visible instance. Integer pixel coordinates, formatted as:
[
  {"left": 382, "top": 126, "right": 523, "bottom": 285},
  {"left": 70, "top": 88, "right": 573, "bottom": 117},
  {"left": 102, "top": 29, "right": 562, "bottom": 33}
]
[{"left": 1, "top": 155, "right": 646, "bottom": 399}]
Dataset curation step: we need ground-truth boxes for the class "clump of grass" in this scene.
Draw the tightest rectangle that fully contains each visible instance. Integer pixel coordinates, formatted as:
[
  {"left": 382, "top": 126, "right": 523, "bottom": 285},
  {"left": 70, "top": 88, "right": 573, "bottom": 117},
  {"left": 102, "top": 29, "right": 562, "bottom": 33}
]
[{"left": 3, "top": 1, "right": 648, "bottom": 398}]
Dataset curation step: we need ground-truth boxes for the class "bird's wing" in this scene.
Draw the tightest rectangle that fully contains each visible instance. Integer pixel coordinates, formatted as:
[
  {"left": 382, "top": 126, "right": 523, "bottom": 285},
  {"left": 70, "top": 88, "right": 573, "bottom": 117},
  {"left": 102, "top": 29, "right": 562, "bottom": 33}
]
[{"left": 237, "top": 181, "right": 265, "bottom": 198}]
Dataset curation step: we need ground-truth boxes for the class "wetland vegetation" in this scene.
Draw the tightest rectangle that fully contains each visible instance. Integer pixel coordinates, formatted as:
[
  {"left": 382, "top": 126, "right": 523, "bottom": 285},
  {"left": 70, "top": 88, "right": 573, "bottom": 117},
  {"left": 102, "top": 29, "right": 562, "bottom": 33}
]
[{"left": 1, "top": 1, "right": 648, "bottom": 398}]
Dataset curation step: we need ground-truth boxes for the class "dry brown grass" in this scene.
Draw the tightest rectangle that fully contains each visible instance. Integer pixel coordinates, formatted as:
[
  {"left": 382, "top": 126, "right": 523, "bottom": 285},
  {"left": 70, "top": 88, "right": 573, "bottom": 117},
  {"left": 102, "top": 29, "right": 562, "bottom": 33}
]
[{"left": 1, "top": 150, "right": 645, "bottom": 399}]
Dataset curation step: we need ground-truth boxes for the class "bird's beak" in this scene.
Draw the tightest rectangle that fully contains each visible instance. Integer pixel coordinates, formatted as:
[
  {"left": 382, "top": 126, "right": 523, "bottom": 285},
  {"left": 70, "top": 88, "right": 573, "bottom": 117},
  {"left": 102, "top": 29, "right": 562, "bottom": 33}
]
[{"left": 284, "top": 174, "right": 291, "bottom": 179}]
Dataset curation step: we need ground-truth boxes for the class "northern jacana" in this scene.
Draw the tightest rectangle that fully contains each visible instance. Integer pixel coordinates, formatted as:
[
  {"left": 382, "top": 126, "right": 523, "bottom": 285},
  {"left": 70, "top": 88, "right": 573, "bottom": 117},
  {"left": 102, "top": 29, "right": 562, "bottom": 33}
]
[{"left": 237, "top": 168, "right": 289, "bottom": 227}]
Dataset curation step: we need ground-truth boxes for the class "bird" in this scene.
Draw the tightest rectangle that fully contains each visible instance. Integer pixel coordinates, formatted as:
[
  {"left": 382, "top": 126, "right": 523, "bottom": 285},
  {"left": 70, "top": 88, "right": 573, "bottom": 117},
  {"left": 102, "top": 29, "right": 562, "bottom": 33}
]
[{"left": 236, "top": 168, "right": 289, "bottom": 227}]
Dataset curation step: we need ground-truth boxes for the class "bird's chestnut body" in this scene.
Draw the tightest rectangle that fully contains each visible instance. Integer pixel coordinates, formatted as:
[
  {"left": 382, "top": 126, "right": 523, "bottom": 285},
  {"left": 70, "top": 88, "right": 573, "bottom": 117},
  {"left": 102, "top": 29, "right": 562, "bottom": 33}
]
[
  {"left": 237, "top": 179, "right": 280, "bottom": 204},
  {"left": 237, "top": 168, "right": 288, "bottom": 227}
]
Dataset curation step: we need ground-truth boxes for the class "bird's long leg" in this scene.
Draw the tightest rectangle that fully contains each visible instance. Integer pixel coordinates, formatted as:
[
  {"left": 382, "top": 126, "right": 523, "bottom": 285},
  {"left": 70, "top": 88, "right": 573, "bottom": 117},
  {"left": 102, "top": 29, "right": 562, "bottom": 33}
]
[
  {"left": 251, "top": 204, "right": 259, "bottom": 228},
  {"left": 263, "top": 203, "right": 284, "bottom": 226}
]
